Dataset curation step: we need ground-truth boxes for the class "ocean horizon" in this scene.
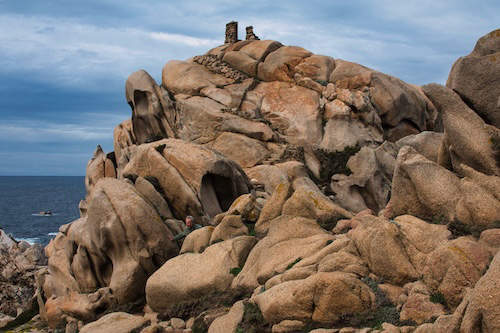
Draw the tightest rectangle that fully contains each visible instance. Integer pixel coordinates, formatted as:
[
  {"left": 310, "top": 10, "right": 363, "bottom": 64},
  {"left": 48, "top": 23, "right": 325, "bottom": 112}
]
[{"left": 0, "top": 176, "right": 85, "bottom": 245}]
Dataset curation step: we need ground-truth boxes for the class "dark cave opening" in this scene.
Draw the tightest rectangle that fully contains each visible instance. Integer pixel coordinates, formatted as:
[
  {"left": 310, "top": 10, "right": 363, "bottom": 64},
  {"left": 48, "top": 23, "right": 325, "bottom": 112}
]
[{"left": 200, "top": 173, "right": 236, "bottom": 218}]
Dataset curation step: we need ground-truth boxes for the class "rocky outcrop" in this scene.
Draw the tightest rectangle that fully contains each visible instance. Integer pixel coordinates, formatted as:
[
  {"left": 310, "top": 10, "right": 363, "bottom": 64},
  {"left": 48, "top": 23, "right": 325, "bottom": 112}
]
[
  {"left": 32, "top": 27, "right": 500, "bottom": 333},
  {"left": 447, "top": 29, "right": 500, "bottom": 127},
  {"left": 121, "top": 139, "right": 251, "bottom": 219},
  {"left": 0, "top": 229, "right": 46, "bottom": 329},
  {"left": 40, "top": 178, "right": 181, "bottom": 327},
  {"left": 84, "top": 145, "right": 117, "bottom": 196},
  {"left": 126, "top": 69, "right": 176, "bottom": 145}
]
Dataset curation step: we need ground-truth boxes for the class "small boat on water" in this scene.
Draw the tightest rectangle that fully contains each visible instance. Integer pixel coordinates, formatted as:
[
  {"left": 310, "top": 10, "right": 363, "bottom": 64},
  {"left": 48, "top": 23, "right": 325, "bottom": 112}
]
[{"left": 33, "top": 210, "right": 53, "bottom": 217}]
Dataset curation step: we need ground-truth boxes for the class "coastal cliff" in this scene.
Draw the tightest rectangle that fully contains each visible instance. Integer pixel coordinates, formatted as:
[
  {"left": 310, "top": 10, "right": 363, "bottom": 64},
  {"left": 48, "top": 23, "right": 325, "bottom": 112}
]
[{"left": 2, "top": 27, "right": 499, "bottom": 333}]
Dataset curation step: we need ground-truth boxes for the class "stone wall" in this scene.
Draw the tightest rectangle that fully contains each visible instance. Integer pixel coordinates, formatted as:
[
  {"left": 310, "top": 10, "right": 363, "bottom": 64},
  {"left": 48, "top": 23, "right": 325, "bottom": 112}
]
[{"left": 225, "top": 21, "right": 238, "bottom": 44}]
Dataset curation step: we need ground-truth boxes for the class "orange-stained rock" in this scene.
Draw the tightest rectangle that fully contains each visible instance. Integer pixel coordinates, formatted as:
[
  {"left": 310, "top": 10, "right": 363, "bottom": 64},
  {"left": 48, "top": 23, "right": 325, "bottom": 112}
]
[
  {"left": 257, "top": 46, "right": 312, "bottom": 82},
  {"left": 461, "top": 251, "right": 500, "bottom": 331},
  {"left": 251, "top": 81, "right": 322, "bottom": 146},
  {"left": 162, "top": 60, "right": 233, "bottom": 95},
  {"left": 209, "top": 132, "right": 270, "bottom": 168},
  {"left": 254, "top": 272, "right": 375, "bottom": 324},
  {"left": 422, "top": 237, "right": 491, "bottom": 308}
]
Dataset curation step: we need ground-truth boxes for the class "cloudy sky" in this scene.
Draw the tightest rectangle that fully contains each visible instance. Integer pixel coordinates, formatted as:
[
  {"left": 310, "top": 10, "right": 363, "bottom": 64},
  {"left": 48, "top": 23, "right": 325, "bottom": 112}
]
[{"left": 0, "top": 1, "right": 498, "bottom": 175}]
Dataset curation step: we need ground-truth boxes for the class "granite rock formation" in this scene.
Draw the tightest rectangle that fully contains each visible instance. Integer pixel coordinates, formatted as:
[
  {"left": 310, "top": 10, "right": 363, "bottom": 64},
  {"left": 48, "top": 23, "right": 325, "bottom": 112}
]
[
  {"left": 0, "top": 229, "right": 47, "bottom": 330},
  {"left": 6, "top": 26, "right": 498, "bottom": 332}
]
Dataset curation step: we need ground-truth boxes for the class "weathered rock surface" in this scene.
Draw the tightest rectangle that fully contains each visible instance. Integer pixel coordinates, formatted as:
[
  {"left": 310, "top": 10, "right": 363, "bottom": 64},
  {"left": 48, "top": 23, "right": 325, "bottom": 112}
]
[
  {"left": 254, "top": 272, "right": 375, "bottom": 324},
  {"left": 447, "top": 29, "right": 500, "bottom": 127},
  {"left": 460, "top": 250, "right": 500, "bottom": 332},
  {"left": 41, "top": 178, "right": 180, "bottom": 326},
  {"left": 85, "top": 145, "right": 116, "bottom": 196},
  {"left": 0, "top": 229, "right": 46, "bottom": 328},
  {"left": 80, "top": 312, "right": 149, "bottom": 333},
  {"left": 385, "top": 146, "right": 500, "bottom": 231},
  {"left": 146, "top": 236, "right": 256, "bottom": 313},
  {"left": 208, "top": 300, "right": 244, "bottom": 333},
  {"left": 330, "top": 143, "right": 397, "bottom": 214},
  {"left": 122, "top": 139, "right": 251, "bottom": 219},
  {"left": 422, "top": 83, "right": 499, "bottom": 176},
  {"left": 232, "top": 216, "right": 335, "bottom": 291},
  {"left": 422, "top": 237, "right": 491, "bottom": 308},
  {"left": 125, "top": 69, "right": 175, "bottom": 145},
  {"left": 350, "top": 214, "right": 450, "bottom": 285}
]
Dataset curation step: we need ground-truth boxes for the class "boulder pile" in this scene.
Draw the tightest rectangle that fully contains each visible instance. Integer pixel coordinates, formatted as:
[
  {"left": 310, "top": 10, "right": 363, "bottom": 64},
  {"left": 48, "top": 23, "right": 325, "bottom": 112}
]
[
  {"left": 10, "top": 27, "right": 500, "bottom": 332},
  {"left": 0, "top": 229, "right": 47, "bottom": 330}
]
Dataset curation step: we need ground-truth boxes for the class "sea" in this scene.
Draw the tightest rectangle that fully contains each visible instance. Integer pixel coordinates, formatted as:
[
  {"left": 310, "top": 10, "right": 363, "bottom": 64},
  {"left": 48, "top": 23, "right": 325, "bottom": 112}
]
[{"left": 0, "top": 176, "right": 85, "bottom": 246}]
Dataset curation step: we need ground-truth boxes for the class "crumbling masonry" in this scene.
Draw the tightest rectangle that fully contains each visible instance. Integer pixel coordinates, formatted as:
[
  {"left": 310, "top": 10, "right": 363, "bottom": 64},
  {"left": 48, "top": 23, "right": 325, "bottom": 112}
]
[
  {"left": 225, "top": 21, "right": 260, "bottom": 43},
  {"left": 225, "top": 21, "right": 238, "bottom": 44}
]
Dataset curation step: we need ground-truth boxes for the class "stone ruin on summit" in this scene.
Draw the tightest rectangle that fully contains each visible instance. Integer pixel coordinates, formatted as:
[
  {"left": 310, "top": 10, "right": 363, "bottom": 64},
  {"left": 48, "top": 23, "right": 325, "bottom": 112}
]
[{"left": 225, "top": 21, "right": 259, "bottom": 43}]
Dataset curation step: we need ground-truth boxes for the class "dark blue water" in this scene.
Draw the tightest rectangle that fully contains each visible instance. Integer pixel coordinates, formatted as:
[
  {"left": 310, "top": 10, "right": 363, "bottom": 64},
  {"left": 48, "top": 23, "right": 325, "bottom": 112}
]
[{"left": 0, "top": 176, "right": 85, "bottom": 245}]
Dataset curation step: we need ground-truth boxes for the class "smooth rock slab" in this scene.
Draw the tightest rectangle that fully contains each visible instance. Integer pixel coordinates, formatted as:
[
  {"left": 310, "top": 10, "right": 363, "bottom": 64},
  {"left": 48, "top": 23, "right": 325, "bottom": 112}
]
[
  {"left": 146, "top": 236, "right": 256, "bottom": 313},
  {"left": 80, "top": 312, "right": 149, "bottom": 333}
]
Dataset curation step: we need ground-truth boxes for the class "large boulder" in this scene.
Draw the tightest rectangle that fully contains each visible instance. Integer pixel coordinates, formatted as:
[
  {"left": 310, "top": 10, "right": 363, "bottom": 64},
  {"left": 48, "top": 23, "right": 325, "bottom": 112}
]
[
  {"left": 232, "top": 215, "right": 335, "bottom": 291},
  {"left": 209, "top": 132, "right": 270, "bottom": 168},
  {"left": 174, "top": 95, "right": 275, "bottom": 144},
  {"left": 422, "top": 237, "right": 491, "bottom": 309},
  {"left": 250, "top": 81, "right": 322, "bottom": 146},
  {"left": 330, "top": 143, "right": 397, "bottom": 214},
  {"left": 254, "top": 272, "right": 375, "bottom": 324},
  {"left": 329, "top": 59, "right": 433, "bottom": 138},
  {"left": 42, "top": 178, "right": 181, "bottom": 325},
  {"left": 125, "top": 69, "right": 175, "bottom": 145},
  {"left": 146, "top": 236, "right": 256, "bottom": 313},
  {"left": 281, "top": 177, "right": 353, "bottom": 228},
  {"left": 460, "top": 250, "right": 500, "bottom": 331},
  {"left": 257, "top": 46, "right": 312, "bottom": 82},
  {"left": 447, "top": 29, "right": 500, "bottom": 127},
  {"left": 162, "top": 60, "right": 233, "bottom": 95},
  {"left": 113, "top": 119, "right": 136, "bottom": 171},
  {"left": 122, "top": 139, "right": 251, "bottom": 219},
  {"left": 422, "top": 83, "right": 500, "bottom": 176},
  {"left": 80, "top": 312, "right": 149, "bottom": 333},
  {"left": 385, "top": 146, "right": 500, "bottom": 231},
  {"left": 395, "top": 131, "right": 443, "bottom": 163},
  {"left": 350, "top": 214, "right": 450, "bottom": 285}
]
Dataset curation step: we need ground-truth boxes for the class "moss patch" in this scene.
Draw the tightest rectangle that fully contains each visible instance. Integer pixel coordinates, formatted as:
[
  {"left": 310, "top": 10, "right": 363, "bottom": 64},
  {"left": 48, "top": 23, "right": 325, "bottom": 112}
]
[
  {"left": 286, "top": 257, "right": 302, "bottom": 270},
  {"left": 430, "top": 291, "right": 447, "bottom": 307},
  {"left": 160, "top": 290, "right": 251, "bottom": 322},
  {"left": 490, "top": 135, "right": 500, "bottom": 167},
  {"left": 336, "top": 277, "right": 416, "bottom": 329},
  {"left": 236, "top": 302, "right": 271, "bottom": 333},
  {"left": 315, "top": 145, "right": 361, "bottom": 183},
  {"left": 230, "top": 267, "right": 242, "bottom": 276}
]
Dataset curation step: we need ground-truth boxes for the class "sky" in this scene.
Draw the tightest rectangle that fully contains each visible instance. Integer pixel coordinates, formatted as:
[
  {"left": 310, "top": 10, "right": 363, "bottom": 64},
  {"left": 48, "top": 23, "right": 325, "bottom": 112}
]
[{"left": 0, "top": 1, "right": 498, "bottom": 176}]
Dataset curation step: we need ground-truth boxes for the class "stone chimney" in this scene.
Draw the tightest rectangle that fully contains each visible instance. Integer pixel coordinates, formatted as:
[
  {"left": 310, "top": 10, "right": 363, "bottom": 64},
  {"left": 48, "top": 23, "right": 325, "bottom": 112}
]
[
  {"left": 225, "top": 21, "right": 238, "bottom": 44},
  {"left": 245, "top": 26, "right": 260, "bottom": 40}
]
